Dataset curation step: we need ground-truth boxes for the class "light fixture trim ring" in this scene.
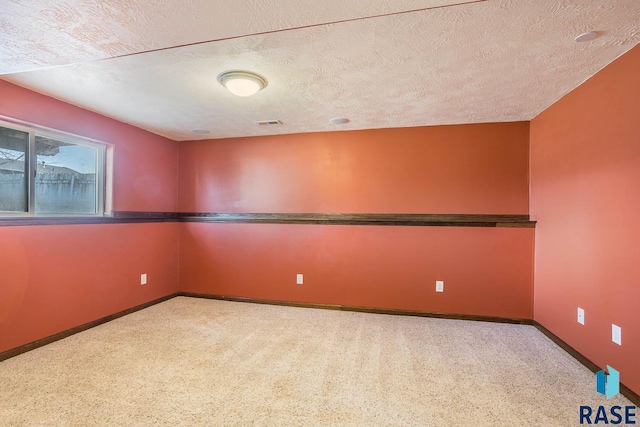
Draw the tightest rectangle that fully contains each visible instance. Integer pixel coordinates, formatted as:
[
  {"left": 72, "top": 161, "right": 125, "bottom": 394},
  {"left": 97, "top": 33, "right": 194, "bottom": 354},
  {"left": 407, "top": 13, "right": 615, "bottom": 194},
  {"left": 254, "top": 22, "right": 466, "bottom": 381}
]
[{"left": 217, "top": 70, "right": 268, "bottom": 96}]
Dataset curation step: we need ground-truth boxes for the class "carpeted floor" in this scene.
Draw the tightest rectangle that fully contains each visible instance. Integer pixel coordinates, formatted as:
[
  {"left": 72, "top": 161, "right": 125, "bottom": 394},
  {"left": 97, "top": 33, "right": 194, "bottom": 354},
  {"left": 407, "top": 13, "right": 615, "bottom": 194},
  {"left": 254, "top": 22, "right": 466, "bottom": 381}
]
[{"left": 0, "top": 297, "right": 632, "bottom": 426}]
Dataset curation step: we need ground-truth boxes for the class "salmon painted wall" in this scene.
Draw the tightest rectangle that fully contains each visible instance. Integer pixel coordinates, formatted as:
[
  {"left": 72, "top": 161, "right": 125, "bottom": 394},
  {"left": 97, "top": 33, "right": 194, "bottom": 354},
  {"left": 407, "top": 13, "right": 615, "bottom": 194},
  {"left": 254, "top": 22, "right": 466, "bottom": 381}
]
[
  {"left": 179, "top": 123, "right": 534, "bottom": 318},
  {"left": 0, "top": 81, "right": 180, "bottom": 353},
  {"left": 531, "top": 45, "right": 640, "bottom": 394},
  {"left": 181, "top": 223, "right": 534, "bottom": 318},
  {"left": 179, "top": 123, "right": 530, "bottom": 214},
  {"left": 0, "top": 223, "right": 179, "bottom": 353}
]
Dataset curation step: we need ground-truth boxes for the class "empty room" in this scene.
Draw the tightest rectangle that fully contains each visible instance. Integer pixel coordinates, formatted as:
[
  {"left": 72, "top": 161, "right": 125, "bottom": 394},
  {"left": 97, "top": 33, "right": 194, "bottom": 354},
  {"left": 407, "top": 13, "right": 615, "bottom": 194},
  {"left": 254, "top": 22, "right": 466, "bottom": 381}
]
[{"left": 1, "top": 1, "right": 638, "bottom": 425}]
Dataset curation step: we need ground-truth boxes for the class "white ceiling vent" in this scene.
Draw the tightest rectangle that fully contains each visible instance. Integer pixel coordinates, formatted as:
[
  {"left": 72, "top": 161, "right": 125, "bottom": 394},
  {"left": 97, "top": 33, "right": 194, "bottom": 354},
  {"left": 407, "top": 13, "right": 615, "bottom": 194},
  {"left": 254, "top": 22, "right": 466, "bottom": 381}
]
[{"left": 256, "top": 120, "right": 283, "bottom": 126}]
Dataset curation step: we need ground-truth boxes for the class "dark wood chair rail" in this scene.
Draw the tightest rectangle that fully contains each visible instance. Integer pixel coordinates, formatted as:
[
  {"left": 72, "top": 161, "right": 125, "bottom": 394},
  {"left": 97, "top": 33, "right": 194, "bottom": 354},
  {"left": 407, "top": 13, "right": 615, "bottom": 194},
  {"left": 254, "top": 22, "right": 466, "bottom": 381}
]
[{"left": 0, "top": 212, "right": 535, "bottom": 228}]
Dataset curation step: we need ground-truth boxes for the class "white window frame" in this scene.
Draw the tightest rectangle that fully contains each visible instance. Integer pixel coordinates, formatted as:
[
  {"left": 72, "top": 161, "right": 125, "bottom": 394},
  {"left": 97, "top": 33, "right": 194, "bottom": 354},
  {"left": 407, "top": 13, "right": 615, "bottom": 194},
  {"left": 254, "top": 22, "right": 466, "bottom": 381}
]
[{"left": 0, "top": 116, "right": 111, "bottom": 217}]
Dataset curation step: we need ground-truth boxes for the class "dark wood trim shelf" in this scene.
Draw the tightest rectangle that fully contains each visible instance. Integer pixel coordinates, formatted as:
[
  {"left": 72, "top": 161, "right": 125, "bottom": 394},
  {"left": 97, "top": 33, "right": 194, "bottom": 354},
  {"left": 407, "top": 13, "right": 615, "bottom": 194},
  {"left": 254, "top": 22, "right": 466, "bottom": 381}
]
[
  {"left": 0, "top": 211, "right": 536, "bottom": 228},
  {"left": 112, "top": 211, "right": 181, "bottom": 221},
  {"left": 180, "top": 212, "right": 536, "bottom": 228},
  {"left": 0, "top": 211, "right": 179, "bottom": 227}
]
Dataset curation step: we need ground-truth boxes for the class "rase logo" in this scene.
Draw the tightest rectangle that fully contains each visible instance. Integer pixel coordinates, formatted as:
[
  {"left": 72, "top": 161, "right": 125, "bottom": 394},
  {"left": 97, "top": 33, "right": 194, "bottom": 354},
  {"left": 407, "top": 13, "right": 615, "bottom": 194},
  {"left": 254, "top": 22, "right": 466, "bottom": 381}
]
[{"left": 579, "top": 366, "right": 637, "bottom": 425}]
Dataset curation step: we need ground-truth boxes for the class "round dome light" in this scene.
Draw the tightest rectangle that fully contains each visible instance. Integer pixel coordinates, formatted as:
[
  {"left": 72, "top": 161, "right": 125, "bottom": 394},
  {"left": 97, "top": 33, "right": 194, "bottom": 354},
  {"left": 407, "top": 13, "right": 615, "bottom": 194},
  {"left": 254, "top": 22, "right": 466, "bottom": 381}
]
[{"left": 217, "top": 70, "right": 268, "bottom": 97}]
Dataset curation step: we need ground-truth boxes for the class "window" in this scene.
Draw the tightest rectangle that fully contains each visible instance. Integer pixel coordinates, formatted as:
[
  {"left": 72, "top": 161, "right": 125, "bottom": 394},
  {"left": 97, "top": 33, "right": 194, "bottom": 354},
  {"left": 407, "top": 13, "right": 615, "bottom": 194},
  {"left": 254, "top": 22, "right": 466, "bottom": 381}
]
[{"left": 0, "top": 119, "right": 108, "bottom": 216}]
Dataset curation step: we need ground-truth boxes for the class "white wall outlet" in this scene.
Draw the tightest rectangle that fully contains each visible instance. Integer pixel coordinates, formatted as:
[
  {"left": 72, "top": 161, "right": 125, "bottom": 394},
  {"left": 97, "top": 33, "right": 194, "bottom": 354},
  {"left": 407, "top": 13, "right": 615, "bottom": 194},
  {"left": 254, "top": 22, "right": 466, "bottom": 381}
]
[
  {"left": 141, "top": 273, "right": 147, "bottom": 285},
  {"left": 296, "top": 274, "right": 303, "bottom": 285},
  {"left": 577, "top": 307, "right": 585, "bottom": 325},
  {"left": 435, "top": 280, "right": 444, "bottom": 292},
  {"left": 612, "top": 324, "right": 622, "bottom": 346}
]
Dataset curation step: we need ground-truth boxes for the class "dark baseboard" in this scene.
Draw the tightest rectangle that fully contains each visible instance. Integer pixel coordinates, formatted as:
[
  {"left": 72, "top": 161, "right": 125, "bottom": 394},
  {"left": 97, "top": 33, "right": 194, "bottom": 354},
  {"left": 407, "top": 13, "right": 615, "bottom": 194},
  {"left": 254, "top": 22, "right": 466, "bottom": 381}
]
[
  {"left": 533, "top": 321, "right": 640, "bottom": 406},
  {"left": 0, "top": 292, "right": 179, "bottom": 362},
  {"left": 178, "top": 292, "right": 534, "bottom": 325},
  {"left": 3, "top": 290, "right": 636, "bottom": 406},
  {"left": 181, "top": 292, "right": 639, "bottom": 404},
  {"left": 3, "top": 292, "right": 529, "bottom": 364}
]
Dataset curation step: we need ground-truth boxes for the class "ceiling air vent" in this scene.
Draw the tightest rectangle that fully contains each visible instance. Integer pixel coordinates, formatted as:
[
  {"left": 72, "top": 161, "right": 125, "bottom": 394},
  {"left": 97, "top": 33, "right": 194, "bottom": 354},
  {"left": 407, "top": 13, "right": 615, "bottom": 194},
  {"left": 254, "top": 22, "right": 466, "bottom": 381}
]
[{"left": 256, "top": 120, "right": 283, "bottom": 126}]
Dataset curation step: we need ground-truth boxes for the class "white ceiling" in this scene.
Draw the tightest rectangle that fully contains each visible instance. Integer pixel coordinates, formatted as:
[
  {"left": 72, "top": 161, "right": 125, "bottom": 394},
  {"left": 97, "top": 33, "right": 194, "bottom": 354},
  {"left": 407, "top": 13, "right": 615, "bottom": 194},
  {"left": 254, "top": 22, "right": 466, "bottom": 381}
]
[{"left": 1, "top": 0, "right": 639, "bottom": 141}]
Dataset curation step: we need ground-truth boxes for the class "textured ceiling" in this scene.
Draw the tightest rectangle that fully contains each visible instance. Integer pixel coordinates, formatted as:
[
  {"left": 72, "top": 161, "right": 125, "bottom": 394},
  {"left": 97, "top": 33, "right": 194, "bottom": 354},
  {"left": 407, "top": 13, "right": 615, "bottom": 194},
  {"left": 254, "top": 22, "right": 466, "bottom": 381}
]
[
  {"left": 1, "top": 0, "right": 639, "bottom": 141},
  {"left": 0, "top": 0, "right": 464, "bottom": 74}
]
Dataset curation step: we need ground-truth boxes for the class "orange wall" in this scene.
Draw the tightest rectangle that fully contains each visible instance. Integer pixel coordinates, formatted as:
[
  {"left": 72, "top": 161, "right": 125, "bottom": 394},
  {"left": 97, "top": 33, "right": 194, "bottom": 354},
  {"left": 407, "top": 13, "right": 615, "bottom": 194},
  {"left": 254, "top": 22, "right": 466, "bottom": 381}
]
[
  {"left": 0, "top": 223, "right": 179, "bottom": 353},
  {"left": 179, "top": 123, "right": 534, "bottom": 318},
  {"left": 180, "top": 223, "right": 534, "bottom": 318},
  {"left": 178, "top": 123, "right": 530, "bottom": 214},
  {"left": 0, "top": 81, "right": 180, "bottom": 353},
  {"left": 531, "top": 45, "right": 640, "bottom": 394}
]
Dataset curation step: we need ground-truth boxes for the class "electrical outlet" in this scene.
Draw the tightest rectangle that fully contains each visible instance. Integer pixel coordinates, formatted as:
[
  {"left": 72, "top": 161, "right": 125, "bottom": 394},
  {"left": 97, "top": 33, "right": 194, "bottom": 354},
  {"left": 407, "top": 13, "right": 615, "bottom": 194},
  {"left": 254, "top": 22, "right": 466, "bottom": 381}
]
[
  {"left": 141, "top": 273, "right": 147, "bottom": 285},
  {"left": 296, "top": 274, "right": 303, "bottom": 285},
  {"left": 577, "top": 307, "right": 585, "bottom": 325},
  {"left": 436, "top": 280, "right": 444, "bottom": 292},
  {"left": 612, "top": 324, "right": 622, "bottom": 346}
]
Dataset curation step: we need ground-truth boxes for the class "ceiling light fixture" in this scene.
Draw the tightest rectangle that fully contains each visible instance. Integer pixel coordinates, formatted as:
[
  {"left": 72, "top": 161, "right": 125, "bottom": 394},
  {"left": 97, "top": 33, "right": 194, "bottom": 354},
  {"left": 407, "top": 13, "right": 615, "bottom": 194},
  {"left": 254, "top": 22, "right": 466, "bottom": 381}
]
[
  {"left": 217, "top": 70, "right": 268, "bottom": 97},
  {"left": 574, "top": 31, "right": 599, "bottom": 42},
  {"left": 330, "top": 117, "right": 350, "bottom": 125}
]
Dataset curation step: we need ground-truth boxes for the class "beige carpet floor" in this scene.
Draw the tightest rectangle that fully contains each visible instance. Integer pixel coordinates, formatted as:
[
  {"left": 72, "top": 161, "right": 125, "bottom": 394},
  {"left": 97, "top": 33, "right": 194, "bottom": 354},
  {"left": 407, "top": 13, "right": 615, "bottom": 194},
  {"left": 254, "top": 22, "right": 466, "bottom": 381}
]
[{"left": 0, "top": 297, "right": 632, "bottom": 426}]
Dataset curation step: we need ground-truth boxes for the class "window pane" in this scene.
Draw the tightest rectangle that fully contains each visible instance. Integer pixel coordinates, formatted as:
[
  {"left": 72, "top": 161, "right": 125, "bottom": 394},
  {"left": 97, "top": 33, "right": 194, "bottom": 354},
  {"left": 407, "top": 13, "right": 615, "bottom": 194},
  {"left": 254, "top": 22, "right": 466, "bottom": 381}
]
[
  {"left": 35, "top": 136, "right": 97, "bottom": 214},
  {"left": 0, "top": 126, "right": 29, "bottom": 212}
]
